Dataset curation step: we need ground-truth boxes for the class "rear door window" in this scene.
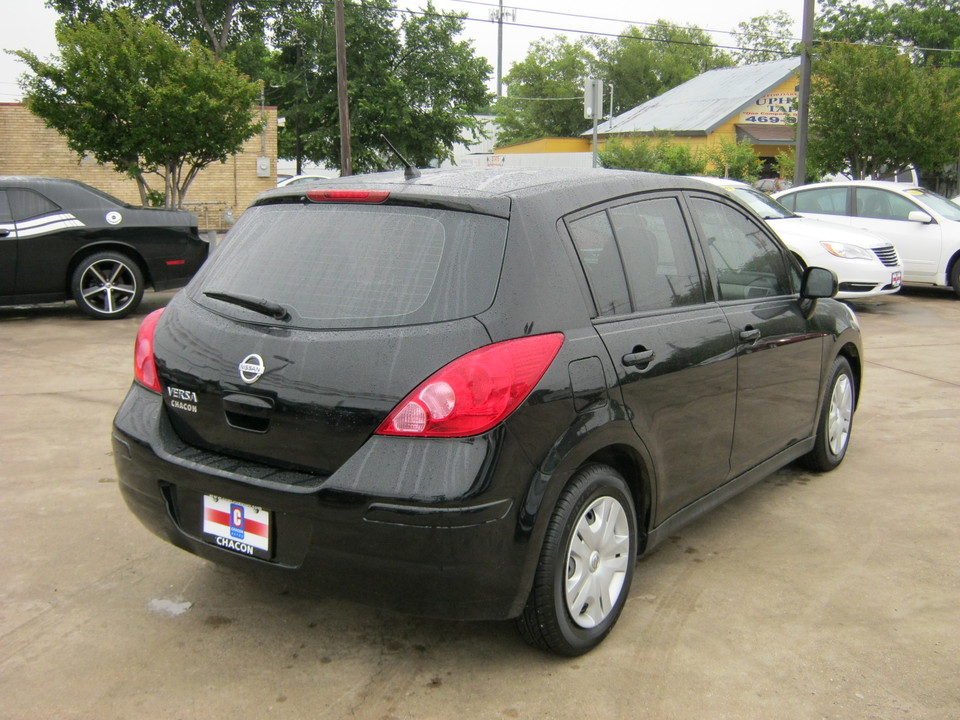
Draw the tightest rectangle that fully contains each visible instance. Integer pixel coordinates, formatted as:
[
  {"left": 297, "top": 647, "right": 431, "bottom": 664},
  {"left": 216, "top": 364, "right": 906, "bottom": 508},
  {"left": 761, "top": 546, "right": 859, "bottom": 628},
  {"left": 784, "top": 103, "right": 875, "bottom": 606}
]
[
  {"left": 608, "top": 197, "right": 705, "bottom": 311},
  {"left": 568, "top": 211, "right": 630, "bottom": 317},
  {"left": 568, "top": 194, "right": 706, "bottom": 316},
  {"left": 192, "top": 203, "right": 508, "bottom": 329}
]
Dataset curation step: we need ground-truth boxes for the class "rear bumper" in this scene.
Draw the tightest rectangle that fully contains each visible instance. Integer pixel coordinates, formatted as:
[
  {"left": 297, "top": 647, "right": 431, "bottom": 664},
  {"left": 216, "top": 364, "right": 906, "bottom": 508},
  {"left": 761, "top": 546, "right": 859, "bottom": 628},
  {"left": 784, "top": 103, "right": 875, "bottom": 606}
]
[{"left": 112, "top": 383, "right": 540, "bottom": 620}]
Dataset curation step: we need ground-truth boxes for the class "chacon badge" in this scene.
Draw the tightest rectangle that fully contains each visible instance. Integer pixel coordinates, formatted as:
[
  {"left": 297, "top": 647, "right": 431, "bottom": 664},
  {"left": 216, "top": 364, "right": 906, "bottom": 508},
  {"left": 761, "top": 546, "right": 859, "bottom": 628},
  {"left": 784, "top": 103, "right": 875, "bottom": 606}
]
[
  {"left": 105, "top": 211, "right": 122, "bottom": 225},
  {"left": 239, "top": 354, "right": 265, "bottom": 384}
]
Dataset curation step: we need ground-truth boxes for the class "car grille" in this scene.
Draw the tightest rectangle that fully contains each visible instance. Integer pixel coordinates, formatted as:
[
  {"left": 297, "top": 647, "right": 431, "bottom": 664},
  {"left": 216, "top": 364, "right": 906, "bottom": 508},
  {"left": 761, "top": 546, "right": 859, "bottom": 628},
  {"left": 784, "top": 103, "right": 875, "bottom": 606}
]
[{"left": 873, "top": 245, "right": 900, "bottom": 267}]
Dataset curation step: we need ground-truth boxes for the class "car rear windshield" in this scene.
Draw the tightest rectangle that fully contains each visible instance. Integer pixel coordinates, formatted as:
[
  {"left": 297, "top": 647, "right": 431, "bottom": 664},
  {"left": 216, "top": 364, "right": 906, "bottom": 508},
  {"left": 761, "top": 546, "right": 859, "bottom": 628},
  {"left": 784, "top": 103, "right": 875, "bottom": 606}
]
[{"left": 191, "top": 203, "right": 508, "bottom": 329}]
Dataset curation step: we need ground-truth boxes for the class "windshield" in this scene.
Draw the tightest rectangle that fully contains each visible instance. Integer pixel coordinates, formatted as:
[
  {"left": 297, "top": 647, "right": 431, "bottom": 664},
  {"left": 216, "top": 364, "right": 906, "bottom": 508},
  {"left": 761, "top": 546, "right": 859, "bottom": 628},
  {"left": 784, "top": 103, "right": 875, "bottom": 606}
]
[
  {"left": 904, "top": 188, "right": 960, "bottom": 222},
  {"left": 725, "top": 186, "right": 795, "bottom": 220},
  {"left": 190, "top": 203, "right": 508, "bottom": 329}
]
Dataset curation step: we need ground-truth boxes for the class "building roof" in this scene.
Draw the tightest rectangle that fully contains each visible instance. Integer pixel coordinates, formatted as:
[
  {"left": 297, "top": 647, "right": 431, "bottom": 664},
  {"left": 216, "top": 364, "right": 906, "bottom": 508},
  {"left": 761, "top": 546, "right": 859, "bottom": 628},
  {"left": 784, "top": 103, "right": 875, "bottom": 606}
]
[{"left": 589, "top": 56, "right": 801, "bottom": 137}]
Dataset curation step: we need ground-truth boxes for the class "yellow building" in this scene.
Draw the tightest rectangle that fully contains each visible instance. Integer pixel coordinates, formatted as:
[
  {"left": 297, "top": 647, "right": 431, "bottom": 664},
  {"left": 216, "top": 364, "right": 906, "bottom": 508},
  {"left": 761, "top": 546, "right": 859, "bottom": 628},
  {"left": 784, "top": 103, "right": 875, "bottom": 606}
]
[{"left": 495, "top": 57, "right": 801, "bottom": 173}]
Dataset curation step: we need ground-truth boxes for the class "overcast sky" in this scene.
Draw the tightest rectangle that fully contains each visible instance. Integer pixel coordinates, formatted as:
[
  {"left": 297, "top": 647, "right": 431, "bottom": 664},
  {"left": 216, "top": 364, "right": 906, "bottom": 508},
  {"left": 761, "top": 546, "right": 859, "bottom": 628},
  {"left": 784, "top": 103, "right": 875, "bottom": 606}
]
[{"left": 1, "top": 0, "right": 803, "bottom": 102}]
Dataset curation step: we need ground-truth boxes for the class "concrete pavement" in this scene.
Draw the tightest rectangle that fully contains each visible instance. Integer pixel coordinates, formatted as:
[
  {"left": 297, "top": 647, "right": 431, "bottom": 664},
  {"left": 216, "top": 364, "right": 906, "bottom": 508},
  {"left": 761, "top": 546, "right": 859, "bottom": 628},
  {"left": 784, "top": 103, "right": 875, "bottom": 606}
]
[{"left": 1, "top": 288, "right": 958, "bottom": 719}]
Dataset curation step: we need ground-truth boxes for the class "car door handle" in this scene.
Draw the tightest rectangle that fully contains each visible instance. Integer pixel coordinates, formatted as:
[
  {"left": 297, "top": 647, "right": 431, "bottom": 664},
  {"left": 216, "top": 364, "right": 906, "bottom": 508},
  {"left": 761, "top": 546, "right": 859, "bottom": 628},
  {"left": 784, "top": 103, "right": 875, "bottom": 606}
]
[
  {"left": 740, "top": 328, "right": 761, "bottom": 343},
  {"left": 622, "top": 349, "right": 655, "bottom": 368}
]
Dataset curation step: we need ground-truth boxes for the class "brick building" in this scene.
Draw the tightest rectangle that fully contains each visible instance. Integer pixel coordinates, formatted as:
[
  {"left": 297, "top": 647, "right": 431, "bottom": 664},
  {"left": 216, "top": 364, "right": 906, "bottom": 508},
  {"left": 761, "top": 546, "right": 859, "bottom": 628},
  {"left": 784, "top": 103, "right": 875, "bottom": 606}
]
[{"left": 0, "top": 102, "right": 278, "bottom": 231}]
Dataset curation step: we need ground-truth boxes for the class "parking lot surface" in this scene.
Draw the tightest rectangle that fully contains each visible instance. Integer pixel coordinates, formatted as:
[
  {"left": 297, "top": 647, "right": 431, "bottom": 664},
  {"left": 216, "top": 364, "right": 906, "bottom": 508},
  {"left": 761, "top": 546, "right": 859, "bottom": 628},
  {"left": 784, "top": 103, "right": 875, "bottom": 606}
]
[{"left": 2, "top": 288, "right": 958, "bottom": 719}]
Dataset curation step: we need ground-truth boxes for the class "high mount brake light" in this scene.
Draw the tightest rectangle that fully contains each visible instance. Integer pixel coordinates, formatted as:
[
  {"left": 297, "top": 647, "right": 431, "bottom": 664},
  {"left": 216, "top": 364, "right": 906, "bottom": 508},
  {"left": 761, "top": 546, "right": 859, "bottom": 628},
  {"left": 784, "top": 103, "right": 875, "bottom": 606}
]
[
  {"left": 306, "top": 189, "right": 390, "bottom": 203},
  {"left": 376, "top": 333, "right": 564, "bottom": 438},
  {"left": 134, "top": 308, "right": 164, "bottom": 393}
]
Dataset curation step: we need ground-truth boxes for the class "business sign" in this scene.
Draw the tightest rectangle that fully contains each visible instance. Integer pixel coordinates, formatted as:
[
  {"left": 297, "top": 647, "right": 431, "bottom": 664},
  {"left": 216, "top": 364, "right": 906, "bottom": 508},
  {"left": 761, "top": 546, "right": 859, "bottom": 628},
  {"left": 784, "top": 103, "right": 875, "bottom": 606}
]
[{"left": 739, "top": 92, "right": 798, "bottom": 125}]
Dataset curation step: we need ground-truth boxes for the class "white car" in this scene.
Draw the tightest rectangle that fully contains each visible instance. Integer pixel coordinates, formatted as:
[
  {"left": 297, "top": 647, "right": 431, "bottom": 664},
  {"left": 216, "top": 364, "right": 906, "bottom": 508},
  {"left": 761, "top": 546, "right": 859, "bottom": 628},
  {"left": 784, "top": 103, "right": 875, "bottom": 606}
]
[
  {"left": 276, "top": 173, "right": 338, "bottom": 187},
  {"left": 699, "top": 177, "right": 902, "bottom": 300},
  {"left": 775, "top": 181, "right": 960, "bottom": 296}
]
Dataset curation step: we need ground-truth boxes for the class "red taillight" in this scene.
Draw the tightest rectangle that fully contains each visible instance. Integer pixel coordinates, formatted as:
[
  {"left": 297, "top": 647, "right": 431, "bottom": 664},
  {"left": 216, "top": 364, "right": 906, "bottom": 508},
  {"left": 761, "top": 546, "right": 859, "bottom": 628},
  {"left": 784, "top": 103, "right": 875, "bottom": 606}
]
[
  {"left": 134, "top": 308, "right": 164, "bottom": 393},
  {"left": 306, "top": 189, "right": 390, "bottom": 203},
  {"left": 376, "top": 333, "right": 564, "bottom": 438}
]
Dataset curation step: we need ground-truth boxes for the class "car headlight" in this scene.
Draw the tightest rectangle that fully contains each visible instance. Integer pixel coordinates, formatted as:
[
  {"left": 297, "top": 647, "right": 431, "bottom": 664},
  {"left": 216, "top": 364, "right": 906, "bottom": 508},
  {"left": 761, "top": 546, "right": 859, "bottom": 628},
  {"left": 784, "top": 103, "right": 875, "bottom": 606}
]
[{"left": 820, "top": 242, "right": 877, "bottom": 261}]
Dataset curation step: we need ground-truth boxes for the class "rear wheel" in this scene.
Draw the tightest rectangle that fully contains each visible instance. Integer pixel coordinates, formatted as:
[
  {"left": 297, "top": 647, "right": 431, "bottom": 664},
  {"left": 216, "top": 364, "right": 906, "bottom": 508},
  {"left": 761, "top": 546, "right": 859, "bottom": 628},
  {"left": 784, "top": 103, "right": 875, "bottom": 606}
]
[
  {"left": 516, "top": 464, "right": 636, "bottom": 656},
  {"left": 801, "top": 356, "right": 856, "bottom": 472},
  {"left": 950, "top": 260, "right": 960, "bottom": 298},
  {"left": 71, "top": 251, "right": 144, "bottom": 319}
]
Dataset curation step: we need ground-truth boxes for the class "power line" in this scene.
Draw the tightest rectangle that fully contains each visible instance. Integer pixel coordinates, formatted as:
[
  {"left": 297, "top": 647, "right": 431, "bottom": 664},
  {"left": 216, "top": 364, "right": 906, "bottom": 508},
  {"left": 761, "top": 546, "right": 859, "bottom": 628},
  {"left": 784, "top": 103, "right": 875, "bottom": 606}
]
[
  {"left": 395, "top": 5, "right": 793, "bottom": 57},
  {"left": 438, "top": 0, "right": 797, "bottom": 43},
  {"left": 394, "top": 1, "right": 960, "bottom": 59}
]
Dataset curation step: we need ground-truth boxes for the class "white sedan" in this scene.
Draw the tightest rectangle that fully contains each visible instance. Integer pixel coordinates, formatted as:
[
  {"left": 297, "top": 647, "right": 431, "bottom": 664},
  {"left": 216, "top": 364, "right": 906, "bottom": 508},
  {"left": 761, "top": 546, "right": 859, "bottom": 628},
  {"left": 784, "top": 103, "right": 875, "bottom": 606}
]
[
  {"left": 699, "top": 177, "right": 902, "bottom": 300},
  {"left": 775, "top": 180, "right": 960, "bottom": 296}
]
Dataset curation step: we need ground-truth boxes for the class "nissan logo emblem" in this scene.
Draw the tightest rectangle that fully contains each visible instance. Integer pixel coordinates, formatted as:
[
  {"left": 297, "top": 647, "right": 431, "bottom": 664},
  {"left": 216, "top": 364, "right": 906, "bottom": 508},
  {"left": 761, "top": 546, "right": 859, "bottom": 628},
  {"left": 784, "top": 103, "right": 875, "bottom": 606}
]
[{"left": 239, "top": 353, "right": 265, "bottom": 384}]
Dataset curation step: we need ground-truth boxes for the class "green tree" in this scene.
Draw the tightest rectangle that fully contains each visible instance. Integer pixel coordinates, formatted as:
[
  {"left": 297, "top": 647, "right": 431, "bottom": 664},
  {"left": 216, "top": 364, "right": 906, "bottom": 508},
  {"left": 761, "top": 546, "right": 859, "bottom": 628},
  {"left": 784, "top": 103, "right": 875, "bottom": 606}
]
[
  {"left": 12, "top": 10, "right": 261, "bottom": 207},
  {"left": 773, "top": 148, "right": 795, "bottom": 181},
  {"left": 593, "top": 22, "right": 732, "bottom": 115},
  {"left": 704, "top": 139, "right": 762, "bottom": 181},
  {"left": 817, "top": 0, "right": 960, "bottom": 67},
  {"left": 731, "top": 12, "right": 797, "bottom": 64},
  {"left": 599, "top": 136, "right": 707, "bottom": 175},
  {"left": 642, "top": 22, "right": 733, "bottom": 93},
  {"left": 808, "top": 42, "right": 960, "bottom": 179},
  {"left": 47, "top": 0, "right": 281, "bottom": 75},
  {"left": 494, "top": 36, "right": 593, "bottom": 146},
  {"left": 495, "top": 22, "right": 731, "bottom": 145},
  {"left": 268, "top": 0, "right": 490, "bottom": 173}
]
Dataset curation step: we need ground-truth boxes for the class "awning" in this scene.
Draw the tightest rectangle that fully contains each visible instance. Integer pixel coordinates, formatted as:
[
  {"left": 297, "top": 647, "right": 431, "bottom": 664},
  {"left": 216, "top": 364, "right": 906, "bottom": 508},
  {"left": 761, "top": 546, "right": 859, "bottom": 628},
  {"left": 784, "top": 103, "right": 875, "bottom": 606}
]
[{"left": 736, "top": 123, "right": 795, "bottom": 145}]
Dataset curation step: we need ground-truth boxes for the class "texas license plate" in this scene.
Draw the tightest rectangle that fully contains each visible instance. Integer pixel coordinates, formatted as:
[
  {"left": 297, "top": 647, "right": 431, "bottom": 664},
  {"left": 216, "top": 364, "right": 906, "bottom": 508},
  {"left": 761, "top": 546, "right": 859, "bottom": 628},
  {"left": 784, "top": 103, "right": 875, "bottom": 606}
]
[
  {"left": 202, "top": 494, "right": 271, "bottom": 558},
  {"left": 891, "top": 271, "right": 902, "bottom": 288}
]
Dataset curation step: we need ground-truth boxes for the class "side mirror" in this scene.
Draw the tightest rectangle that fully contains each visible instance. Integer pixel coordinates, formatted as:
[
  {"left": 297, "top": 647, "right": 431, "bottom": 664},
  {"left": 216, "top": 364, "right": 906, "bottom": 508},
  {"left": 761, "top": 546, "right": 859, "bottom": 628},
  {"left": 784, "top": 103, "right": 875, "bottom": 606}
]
[
  {"left": 908, "top": 210, "right": 933, "bottom": 224},
  {"left": 801, "top": 266, "right": 838, "bottom": 299}
]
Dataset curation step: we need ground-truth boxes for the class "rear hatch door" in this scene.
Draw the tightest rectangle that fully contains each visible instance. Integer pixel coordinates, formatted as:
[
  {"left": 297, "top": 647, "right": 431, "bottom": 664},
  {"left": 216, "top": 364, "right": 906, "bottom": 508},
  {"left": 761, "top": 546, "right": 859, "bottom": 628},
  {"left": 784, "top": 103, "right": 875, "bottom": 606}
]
[{"left": 153, "top": 199, "right": 509, "bottom": 477}]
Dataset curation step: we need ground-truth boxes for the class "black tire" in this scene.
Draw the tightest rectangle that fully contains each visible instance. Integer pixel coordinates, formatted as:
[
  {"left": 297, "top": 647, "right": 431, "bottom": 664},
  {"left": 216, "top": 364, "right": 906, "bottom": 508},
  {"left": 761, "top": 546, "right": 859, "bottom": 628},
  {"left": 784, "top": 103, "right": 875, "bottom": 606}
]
[
  {"left": 70, "top": 251, "right": 144, "bottom": 319},
  {"left": 516, "top": 464, "right": 637, "bottom": 656},
  {"left": 800, "top": 356, "right": 856, "bottom": 472},
  {"left": 950, "top": 261, "right": 960, "bottom": 298}
]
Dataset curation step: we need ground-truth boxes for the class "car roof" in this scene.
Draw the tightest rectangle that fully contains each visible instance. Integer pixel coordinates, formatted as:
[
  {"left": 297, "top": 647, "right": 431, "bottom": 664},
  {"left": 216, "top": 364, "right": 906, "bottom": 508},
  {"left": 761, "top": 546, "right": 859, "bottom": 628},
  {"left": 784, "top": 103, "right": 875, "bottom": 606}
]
[
  {"left": 0, "top": 175, "right": 126, "bottom": 206},
  {"left": 257, "top": 167, "right": 725, "bottom": 218},
  {"left": 779, "top": 180, "right": 919, "bottom": 193}
]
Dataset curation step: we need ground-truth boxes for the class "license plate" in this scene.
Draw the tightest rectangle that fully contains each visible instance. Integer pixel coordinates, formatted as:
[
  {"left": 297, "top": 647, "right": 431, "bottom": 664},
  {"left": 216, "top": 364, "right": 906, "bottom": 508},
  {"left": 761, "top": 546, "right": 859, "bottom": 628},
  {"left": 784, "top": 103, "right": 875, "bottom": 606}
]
[
  {"left": 203, "top": 495, "right": 271, "bottom": 558},
  {"left": 892, "top": 271, "right": 902, "bottom": 288}
]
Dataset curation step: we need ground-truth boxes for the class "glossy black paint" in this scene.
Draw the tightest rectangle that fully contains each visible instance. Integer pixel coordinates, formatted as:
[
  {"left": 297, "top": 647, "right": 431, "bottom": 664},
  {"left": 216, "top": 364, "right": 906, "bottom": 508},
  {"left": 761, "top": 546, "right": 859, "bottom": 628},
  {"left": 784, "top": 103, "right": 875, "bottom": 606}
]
[
  {"left": 0, "top": 176, "right": 207, "bottom": 306},
  {"left": 113, "top": 167, "right": 863, "bottom": 622}
]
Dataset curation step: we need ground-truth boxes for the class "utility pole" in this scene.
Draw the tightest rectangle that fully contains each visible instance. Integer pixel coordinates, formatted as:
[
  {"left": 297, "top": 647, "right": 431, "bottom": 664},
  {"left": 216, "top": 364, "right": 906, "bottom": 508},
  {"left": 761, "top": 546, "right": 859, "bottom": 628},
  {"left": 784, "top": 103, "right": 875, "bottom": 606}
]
[
  {"left": 335, "top": 0, "right": 352, "bottom": 176},
  {"left": 490, "top": 1, "right": 515, "bottom": 98},
  {"left": 794, "top": 0, "right": 814, "bottom": 187}
]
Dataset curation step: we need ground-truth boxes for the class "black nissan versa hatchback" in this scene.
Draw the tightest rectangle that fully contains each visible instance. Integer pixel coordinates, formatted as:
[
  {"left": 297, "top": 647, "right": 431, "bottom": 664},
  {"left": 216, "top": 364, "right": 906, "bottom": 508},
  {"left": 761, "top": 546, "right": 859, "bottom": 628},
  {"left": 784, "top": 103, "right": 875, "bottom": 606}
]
[{"left": 113, "top": 168, "right": 862, "bottom": 655}]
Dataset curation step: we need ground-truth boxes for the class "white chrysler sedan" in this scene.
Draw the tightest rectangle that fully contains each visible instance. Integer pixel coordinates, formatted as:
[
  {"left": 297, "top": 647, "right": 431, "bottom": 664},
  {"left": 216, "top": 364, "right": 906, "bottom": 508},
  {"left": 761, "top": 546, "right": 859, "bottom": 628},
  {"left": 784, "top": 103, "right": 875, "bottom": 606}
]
[{"left": 775, "top": 180, "right": 960, "bottom": 296}]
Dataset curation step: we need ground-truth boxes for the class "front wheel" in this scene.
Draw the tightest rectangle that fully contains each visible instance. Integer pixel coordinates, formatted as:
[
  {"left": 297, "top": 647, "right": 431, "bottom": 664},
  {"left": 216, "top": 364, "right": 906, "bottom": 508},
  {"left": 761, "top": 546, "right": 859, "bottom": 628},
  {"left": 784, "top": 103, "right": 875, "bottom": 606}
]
[
  {"left": 950, "top": 261, "right": 960, "bottom": 298},
  {"left": 516, "top": 464, "right": 636, "bottom": 656},
  {"left": 800, "top": 356, "right": 856, "bottom": 472},
  {"left": 70, "top": 251, "right": 144, "bottom": 319}
]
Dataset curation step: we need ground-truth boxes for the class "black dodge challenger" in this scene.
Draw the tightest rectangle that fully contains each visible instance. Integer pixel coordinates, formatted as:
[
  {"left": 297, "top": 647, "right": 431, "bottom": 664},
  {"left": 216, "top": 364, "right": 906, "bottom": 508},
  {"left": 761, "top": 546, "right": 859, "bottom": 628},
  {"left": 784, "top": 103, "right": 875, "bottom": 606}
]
[{"left": 0, "top": 176, "right": 208, "bottom": 318}]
